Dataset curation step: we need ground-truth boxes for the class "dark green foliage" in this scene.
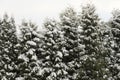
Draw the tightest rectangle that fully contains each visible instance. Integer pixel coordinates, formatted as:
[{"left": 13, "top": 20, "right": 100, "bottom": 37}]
[
  {"left": 15, "top": 21, "right": 41, "bottom": 79},
  {"left": 60, "top": 7, "right": 85, "bottom": 80},
  {"left": 0, "top": 3, "right": 120, "bottom": 80},
  {"left": 38, "top": 8, "right": 84, "bottom": 80},
  {"left": 0, "top": 14, "right": 18, "bottom": 79},
  {"left": 77, "top": 4, "right": 109, "bottom": 80},
  {"left": 108, "top": 9, "right": 120, "bottom": 80},
  {"left": 37, "top": 19, "right": 63, "bottom": 80}
]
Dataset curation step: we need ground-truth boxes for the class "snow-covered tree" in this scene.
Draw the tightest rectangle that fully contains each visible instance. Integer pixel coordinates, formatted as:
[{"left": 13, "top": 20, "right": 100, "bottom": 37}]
[
  {"left": 15, "top": 21, "right": 41, "bottom": 79},
  {"left": 99, "top": 22, "right": 114, "bottom": 79},
  {"left": 38, "top": 7, "right": 85, "bottom": 79},
  {"left": 37, "top": 19, "right": 64, "bottom": 80},
  {"left": 108, "top": 9, "right": 120, "bottom": 80},
  {"left": 0, "top": 14, "right": 18, "bottom": 79},
  {"left": 59, "top": 7, "right": 85, "bottom": 80},
  {"left": 1, "top": 3, "right": 120, "bottom": 80},
  {"left": 77, "top": 4, "right": 109, "bottom": 80}
]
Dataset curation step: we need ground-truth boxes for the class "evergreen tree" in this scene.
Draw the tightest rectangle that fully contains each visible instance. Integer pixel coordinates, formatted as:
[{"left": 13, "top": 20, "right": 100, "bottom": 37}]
[
  {"left": 0, "top": 3, "right": 120, "bottom": 80},
  {"left": 15, "top": 21, "right": 41, "bottom": 79},
  {"left": 0, "top": 14, "right": 18, "bottom": 79},
  {"left": 108, "top": 9, "right": 120, "bottom": 80},
  {"left": 59, "top": 7, "right": 85, "bottom": 80},
  {"left": 100, "top": 22, "right": 114, "bottom": 80},
  {"left": 38, "top": 7, "right": 85, "bottom": 80},
  {"left": 37, "top": 19, "right": 67, "bottom": 80},
  {"left": 78, "top": 4, "right": 109, "bottom": 80}
]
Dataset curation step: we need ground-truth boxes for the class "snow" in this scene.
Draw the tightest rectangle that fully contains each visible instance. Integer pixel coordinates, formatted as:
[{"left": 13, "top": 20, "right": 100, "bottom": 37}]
[
  {"left": 33, "top": 37, "right": 40, "bottom": 42},
  {"left": 55, "top": 63, "right": 60, "bottom": 68},
  {"left": 64, "top": 25, "right": 70, "bottom": 29},
  {"left": 18, "top": 54, "right": 29, "bottom": 62},
  {"left": 114, "top": 64, "right": 120, "bottom": 70},
  {"left": 45, "top": 56, "right": 50, "bottom": 60},
  {"left": 27, "top": 48, "right": 35, "bottom": 55},
  {"left": 117, "top": 53, "right": 120, "bottom": 57},
  {"left": 84, "top": 36, "right": 91, "bottom": 41},
  {"left": 26, "top": 41, "right": 36, "bottom": 46},
  {"left": 1, "top": 3, "right": 120, "bottom": 80},
  {"left": 60, "top": 63, "right": 68, "bottom": 70},
  {"left": 53, "top": 28, "right": 58, "bottom": 33},
  {"left": 47, "top": 42, "right": 52, "bottom": 46},
  {"left": 4, "top": 48, "right": 9, "bottom": 53},
  {"left": 117, "top": 65, "right": 120, "bottom": 70},
  {"left": 110, "top": 41, "right": 115, "bottom": 47},
  {"left": 25, "top": 32, "right": 31, "bottom": 36},
  {"left": 50, "top": 38, "right": 55, "bottom": 44},
  {"left": 91, "top": 33, "right": 97, "bottom": 37},
  {"left": 33, "top": 31, "right": 44, "bottom": 38},
  {"left": 46, "top": 76, "right": 53, "bottom": 80},
  {"left": 57, "top": 70, "right": 62, "bottom": 75},
  {"left": 2, "top": 76, "right": 7, "bottom": 80},
  {"left": 80, "top": 55, "right": 89, "bottom": 61},
  {"left": 78, "top": 25, "right": 83, "bottom": 32},
  {"left": 56, "top": 51, "right": 63, "bottom": 58},
  {"left": 8, "top": 65, "right": 13, "bottom": 70},
  {"left": 68, "top": 61, "right": 75, "bottom": 68},
  {"left": 15, "top": 77, "right": 24, "bottom": 80},
  {"left": 55, "top": 57, "right": 62, "bottom": 62},
  {"left": 79, "top": 44, "right": 85, "bottom": 49},
  {"left": 62, "top": 69, "right": 68, "bottom": 75},
  {"left": 15, "top": 43, "right": 21, "bottom": 47},
  {"left": 50, "top": 72, "right": 57, "bottom": 77},
  {"left": 31, "top": 55, "right": 37, "bottom": 60},
  {"left": 37, "top": 68, "right": 44, "bottom": 76}
]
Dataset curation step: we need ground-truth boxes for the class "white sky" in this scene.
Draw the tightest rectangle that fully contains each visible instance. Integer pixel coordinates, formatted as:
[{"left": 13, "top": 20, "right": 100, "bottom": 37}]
[{"left": 0, "top": 0, "right": 120, "bottom": 26}]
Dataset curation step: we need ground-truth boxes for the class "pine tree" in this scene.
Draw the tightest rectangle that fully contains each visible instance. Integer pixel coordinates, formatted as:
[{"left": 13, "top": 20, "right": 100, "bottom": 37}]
[
  {"left": 15, "top": 21, "right": 41, "bottom": 79},
  {"left": 0, "top": 3, "right": 119, "bottom": 80},
  {"left": 37, "top": 19, "right": 64, "bottom": 80},
  {"left": 77, "top": 4, "right": 109, "bottom": 80},
  {"left": 100, "top": 22, "right": 115, "bottom": 80},
  {"left": 0, "top": 14, "right": 18, "bottom": 79},
  {"left": 108, "top": 9, "right": 120, "bottom": 80},
  {"left": 59, "top": 7, "right": 85, "bottom": 80},
  {"left": 38, "top": 7, "right": 85, "bottom": 80}
]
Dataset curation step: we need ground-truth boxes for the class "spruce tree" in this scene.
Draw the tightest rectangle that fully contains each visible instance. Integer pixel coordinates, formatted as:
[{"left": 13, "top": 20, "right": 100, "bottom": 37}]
[
  {"left": 78, "top": 4, "right": 108, "bottom": 80},
  {"left": 15, "top": 21, "right": 41, "bottom": 79},
  {"left": 0, "top": 14, "right": 18, "bottom": 79},
  {"left": 38, "top": 7, "right": 85, "bottom": 80},
  {"left": 59, "top": 7, "right": 85, "bottom": 80},
  {"left": 108, "top": 9, "right": 120, "bottom": 80},
  {"left": 100, "top": 22, "right": 114, "bottom": 80},
  {"left": 37, "top": 19, "right": 65, "bottom": 80}
]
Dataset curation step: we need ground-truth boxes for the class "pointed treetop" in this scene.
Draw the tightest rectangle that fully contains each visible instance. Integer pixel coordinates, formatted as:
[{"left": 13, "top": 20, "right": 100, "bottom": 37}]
[
  {"left": 81, "top": 4, "right": 96, "bottom": 15},
  {"left": 112, "top": 9, "right": 120, "bottom": 19},
  {"left": 60, "top": 7, "right": 78, "bottom": 27}
]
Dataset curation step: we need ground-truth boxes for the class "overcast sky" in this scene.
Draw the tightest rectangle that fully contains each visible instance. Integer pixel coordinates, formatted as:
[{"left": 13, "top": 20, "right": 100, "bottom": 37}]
[{"left": 0, "top": 0, "right": 120, "bottom": 26}]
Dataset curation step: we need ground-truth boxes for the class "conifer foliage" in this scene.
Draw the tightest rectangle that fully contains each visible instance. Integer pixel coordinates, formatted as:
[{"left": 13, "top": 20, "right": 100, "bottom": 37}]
[
  {"left": 15, "top": 21, "right": 41, "bottom": 79},
  {"left": 0, "top": 3, "right": 120, "bottom": 80},
  {"left": 108, "top": 10, "right": 120, "bottom": 80},
  {"left": 59, "top": 7, "right": 85, "bottom": 80},
  {"left": 0, "top": 14, "right": 18, "bottom": 79},
  {"left": 78, "top": 4, "right": 109, "bottom": 80}
]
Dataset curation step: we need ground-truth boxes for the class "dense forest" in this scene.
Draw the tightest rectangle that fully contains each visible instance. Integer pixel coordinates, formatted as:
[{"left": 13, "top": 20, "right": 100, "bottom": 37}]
[{"left": 0, "top": 4, "right": 120, "bottom": 80}]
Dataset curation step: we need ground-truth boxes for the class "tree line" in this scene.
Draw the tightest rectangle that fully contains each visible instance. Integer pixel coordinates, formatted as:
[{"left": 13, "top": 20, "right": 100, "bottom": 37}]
[{"left": 0, "top": 4, "right": 120, "bottom": 80}]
